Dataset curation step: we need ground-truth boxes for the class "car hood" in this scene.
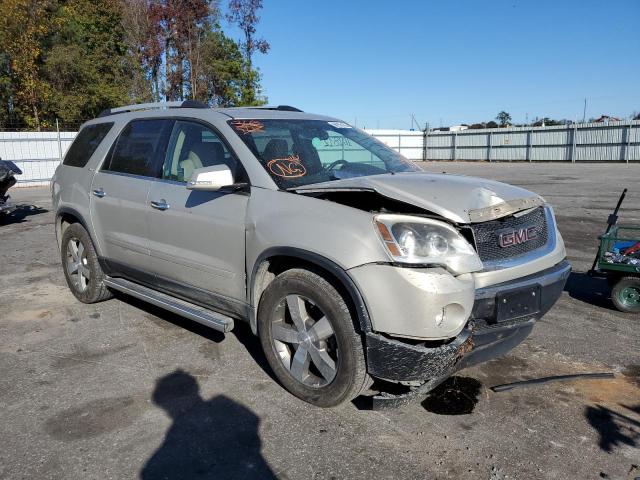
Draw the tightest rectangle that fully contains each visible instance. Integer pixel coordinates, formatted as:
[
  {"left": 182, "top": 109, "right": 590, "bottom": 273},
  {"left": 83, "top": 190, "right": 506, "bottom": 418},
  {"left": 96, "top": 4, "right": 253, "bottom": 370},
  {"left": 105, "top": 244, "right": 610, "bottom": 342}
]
[{"left": 291, "top": 172, "right": 545, "bottom": 224}]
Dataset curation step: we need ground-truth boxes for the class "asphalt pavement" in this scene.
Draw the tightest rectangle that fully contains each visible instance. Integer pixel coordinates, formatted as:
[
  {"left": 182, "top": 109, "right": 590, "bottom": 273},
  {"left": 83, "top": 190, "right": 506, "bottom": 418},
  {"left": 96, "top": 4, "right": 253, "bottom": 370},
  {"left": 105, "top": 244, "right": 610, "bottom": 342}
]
[{"left": 1, "top": 162, "right": 638, "bottom": 479}]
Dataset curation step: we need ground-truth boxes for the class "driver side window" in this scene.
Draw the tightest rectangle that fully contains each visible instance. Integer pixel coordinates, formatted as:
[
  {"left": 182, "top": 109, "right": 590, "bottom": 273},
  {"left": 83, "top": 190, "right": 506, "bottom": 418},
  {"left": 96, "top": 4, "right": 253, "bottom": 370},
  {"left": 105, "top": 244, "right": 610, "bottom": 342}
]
[{"left": 163, "top": 121, "right": 237, "bottom": 183}]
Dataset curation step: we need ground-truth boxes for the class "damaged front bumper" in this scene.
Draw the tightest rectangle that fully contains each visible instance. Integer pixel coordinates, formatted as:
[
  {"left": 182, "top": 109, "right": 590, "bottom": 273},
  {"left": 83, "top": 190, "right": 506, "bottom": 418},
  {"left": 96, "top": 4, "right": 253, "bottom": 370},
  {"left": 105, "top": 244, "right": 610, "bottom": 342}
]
[{"left": 366, "top": 260, "right": 571, "bottom": 409}]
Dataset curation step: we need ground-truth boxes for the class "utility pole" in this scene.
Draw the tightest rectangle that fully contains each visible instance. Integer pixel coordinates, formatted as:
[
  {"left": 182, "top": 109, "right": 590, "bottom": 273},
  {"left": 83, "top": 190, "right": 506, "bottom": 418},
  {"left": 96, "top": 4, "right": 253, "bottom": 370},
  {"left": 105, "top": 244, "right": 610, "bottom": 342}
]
[{"left": 582, "top": 98, "right": 587, "bottom": 124}]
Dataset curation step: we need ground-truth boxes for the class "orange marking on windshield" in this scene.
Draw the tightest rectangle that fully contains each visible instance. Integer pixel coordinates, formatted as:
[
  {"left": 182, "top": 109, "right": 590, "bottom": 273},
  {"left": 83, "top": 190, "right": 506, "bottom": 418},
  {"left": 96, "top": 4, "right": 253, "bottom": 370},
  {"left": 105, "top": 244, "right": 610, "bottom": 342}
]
[
  {"left": 231, "top": 120, "right": 264, "bottom": 134},
  {"left": 267, "top": 155, "right": 307, "bottom": 178}
]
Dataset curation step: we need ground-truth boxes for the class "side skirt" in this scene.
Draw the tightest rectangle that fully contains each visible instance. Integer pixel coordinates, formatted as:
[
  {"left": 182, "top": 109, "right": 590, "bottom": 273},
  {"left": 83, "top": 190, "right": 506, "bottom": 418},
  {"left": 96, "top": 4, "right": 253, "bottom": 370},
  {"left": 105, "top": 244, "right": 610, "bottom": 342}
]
[{"left": 98, "top": 257, "right": 250, "bottom": 321}]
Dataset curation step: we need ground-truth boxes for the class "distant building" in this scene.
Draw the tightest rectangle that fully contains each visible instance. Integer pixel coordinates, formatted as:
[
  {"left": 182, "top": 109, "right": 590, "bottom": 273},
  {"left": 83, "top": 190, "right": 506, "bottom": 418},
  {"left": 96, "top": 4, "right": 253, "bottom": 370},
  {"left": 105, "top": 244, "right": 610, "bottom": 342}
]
[
  {"left": 593, "top": 115, "right": 621, "bottom": 123},
  {"left": 433, "top": 124, "right": 469, "bottom": 132}
]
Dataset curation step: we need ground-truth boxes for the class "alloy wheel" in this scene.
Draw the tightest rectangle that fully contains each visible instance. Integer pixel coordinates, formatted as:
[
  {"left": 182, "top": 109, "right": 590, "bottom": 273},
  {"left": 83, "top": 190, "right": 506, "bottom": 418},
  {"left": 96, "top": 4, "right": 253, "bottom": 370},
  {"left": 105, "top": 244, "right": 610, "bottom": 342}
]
[
  {"left": 66, "top": 237, "right": 90, "bottom": 292},
  {"left": 270, "top": 294, "right": 338, "bottom": 387}
]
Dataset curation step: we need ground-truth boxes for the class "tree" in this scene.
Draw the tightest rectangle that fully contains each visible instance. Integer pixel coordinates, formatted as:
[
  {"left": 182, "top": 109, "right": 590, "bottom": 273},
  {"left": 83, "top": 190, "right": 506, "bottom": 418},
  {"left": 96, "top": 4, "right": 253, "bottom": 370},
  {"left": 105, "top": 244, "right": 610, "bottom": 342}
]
[
  {"left": 197, "top": 30, "right": 246, "bottom": 106},
  {"left": 119, "top": 0, "right": 155, "bottom": 102},
  {"left": 634, "top": 111, "right": 640, "bottom": 121},
  {"left": 226, "top": 0, "right": 269, "bottom": 105},
  {"left": 496, "top": 111, "right": 511, "bottom": 127},
  {"left": 486, "top": 120, "right": 499, "bottom": 128},
  {"left": 0, "top": 0, "right": 270, "bottom": 127},
  {"left": 0, "top": 0, "right": 55, "bottom": 129},
  {"left": 43, "top": 0, "right": 134, "bottom": 124},
  {"left": 532, "top": 117, "right": 564, "bottom": 127}
]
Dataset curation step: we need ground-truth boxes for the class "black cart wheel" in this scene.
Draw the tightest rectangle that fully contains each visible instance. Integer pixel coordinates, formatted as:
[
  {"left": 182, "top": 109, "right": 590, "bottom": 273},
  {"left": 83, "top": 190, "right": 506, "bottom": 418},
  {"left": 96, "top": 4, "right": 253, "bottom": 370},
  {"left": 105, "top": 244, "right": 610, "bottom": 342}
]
[{"left": 611, "top": 276, "right": 640, "bottom": 313}]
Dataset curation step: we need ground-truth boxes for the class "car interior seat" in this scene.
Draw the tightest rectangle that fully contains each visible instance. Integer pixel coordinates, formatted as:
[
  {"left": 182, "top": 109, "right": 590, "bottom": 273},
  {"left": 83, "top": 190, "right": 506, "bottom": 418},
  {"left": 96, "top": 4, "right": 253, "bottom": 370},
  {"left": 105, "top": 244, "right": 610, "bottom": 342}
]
[{"left": 261, "top": 139, "right": 289, "bottom": 162}]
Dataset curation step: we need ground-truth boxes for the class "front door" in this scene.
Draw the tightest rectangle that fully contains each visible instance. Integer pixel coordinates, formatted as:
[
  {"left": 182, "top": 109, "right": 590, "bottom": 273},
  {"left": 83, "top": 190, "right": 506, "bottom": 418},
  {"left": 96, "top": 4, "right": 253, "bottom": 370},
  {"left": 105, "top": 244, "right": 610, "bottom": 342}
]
[
  {"left": 146, "top": 120, "right": 249, "bottom": 308},
  {"left": 89, "top": 118, "right": 173, "bottom": 280}
]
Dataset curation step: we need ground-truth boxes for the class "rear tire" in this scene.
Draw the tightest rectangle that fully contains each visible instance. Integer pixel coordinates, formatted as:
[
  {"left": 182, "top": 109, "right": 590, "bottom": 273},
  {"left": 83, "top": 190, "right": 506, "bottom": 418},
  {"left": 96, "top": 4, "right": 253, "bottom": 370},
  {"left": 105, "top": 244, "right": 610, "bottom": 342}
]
[
  {"left": 611, "top": 276, "right": 640, "bottom": 313},
  {"left": 61, "top": 223, "right": 113, "bottom": 304},
  {"left": 257, "top": 268, "right": 369, "bottom": 407}
]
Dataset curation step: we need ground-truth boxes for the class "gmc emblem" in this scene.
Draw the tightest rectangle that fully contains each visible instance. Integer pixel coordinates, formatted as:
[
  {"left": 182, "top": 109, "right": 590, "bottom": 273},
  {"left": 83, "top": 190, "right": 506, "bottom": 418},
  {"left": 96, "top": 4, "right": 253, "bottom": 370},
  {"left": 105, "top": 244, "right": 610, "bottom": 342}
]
[{"left": 498, "top": 226, "right": 537, "bottom": 248}]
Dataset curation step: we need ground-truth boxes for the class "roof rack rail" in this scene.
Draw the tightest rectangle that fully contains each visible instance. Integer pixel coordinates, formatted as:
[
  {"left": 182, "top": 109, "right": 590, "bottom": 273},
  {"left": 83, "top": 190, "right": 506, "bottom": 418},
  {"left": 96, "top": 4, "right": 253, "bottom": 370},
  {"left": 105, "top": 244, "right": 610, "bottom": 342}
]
[
  {"left": 97, "top": 100, "right": 208, "bottom": 118},
  {"left": 246, "top": 105, "right": 303, "bottom": 112}
]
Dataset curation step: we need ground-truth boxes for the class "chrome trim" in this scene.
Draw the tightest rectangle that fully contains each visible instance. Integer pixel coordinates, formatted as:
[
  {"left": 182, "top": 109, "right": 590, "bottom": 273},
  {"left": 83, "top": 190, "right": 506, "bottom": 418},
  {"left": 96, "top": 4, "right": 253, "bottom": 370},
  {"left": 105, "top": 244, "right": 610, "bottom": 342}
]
[
  {"left": 479, "top": 206, "right": 557, "bottom": 272},
  {"left": 110, "top": 101, "right": 183, "bottom": 113},
  {"left": 469, "top": 196, "right": 545, "bottom": 223},
  {"left": 103, "top": 276, "right": 234, "bottom": 333},
  {"left": 475, "top": 260, "right": 571, "bottom": 300}
]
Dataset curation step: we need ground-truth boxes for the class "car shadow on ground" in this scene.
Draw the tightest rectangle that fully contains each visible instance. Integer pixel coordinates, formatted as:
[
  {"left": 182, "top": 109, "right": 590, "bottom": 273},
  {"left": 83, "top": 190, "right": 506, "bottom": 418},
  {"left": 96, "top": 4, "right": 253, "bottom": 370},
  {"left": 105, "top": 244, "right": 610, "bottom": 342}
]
[
  {"left": 140, "top": 370, "right": 275, "bottom": 479},
  {"left": 0, "top": 204, "right": 48, "bottom": 225},
  {"left": 112, "top": 292, "right": 280, "bottom": 384},
  {"left": 563, "top": 271, "right": 616, "bottom": 311},
  {"left": 112, "top": 292, "right": 227, "bottom": 344},
  {"left": 584, "top": 404, "right": 640, "bottom": 453}
]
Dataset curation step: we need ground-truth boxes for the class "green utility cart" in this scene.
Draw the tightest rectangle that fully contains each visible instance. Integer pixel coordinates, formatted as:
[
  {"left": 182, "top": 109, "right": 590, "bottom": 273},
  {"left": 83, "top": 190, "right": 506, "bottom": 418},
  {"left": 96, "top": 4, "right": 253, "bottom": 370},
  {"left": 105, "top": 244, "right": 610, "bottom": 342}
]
[{"left": 589, "top": 189, "right": 640, "bottom": 313}]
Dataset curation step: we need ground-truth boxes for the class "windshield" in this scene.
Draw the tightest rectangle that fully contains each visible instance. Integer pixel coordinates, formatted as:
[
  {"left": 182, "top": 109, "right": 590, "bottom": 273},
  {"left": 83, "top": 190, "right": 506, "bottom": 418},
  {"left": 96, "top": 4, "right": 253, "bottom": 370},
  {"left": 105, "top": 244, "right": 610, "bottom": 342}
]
[{"left": 228, "top": 119, "right": 420, "bottom": 188}]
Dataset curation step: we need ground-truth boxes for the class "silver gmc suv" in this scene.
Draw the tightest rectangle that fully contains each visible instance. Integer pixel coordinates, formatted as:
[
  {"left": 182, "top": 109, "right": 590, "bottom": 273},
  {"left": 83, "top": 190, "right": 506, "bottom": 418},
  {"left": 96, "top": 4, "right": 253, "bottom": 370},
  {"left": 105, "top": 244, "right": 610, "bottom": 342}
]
[{"left": 51, "top": 101, "right": 570, "bottom": 408}]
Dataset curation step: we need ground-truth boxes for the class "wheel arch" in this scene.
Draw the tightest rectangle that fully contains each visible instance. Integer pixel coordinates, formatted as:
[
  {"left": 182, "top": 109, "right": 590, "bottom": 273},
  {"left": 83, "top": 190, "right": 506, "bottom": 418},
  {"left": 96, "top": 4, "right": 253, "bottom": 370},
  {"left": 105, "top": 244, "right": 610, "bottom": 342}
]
[
  {"left": 248, "top": 247, "right": 372, "bottom": 335},
  {"left": 55, "top": 207, "right": 96, "bottom": 252}
]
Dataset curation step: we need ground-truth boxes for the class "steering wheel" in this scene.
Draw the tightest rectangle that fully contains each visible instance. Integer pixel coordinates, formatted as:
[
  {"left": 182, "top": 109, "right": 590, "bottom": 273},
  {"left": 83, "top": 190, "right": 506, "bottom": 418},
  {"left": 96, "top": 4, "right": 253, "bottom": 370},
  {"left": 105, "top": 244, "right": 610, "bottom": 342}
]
[{"left": 324, "top": 159, "right": 350, "bottom": 173}]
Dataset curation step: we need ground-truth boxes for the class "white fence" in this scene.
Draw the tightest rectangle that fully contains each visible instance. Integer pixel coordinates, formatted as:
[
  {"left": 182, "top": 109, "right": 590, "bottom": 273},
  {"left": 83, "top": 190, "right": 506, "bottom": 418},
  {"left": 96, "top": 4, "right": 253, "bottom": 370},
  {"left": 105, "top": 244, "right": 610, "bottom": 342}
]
[
  {"left": 3, "top": 120, "right": 638, "bottom": 186},
  {"left": 425, "top": 120, "right": 639, "bottom": 162},
  {"left": 0, "top": 131, "right": 76, "bottom": 187}
]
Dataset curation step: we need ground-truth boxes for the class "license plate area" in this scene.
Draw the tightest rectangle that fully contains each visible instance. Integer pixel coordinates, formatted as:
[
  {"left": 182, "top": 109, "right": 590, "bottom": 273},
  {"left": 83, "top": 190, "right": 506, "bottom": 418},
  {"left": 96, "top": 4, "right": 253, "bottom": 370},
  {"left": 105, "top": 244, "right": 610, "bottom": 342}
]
[{"left": 496, "top": 285, "right": 541, "bottom": 322}]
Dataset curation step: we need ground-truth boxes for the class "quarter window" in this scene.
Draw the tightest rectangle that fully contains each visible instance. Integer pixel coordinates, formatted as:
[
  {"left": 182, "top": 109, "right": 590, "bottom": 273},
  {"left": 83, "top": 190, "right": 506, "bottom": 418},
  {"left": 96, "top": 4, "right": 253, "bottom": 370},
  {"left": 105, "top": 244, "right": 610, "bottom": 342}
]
[
  {"left": 63, "top": 122, "right": 114, "bottom": 168},
  {"left": 103, "top": 119, "right": 173, "bottom": 177}
]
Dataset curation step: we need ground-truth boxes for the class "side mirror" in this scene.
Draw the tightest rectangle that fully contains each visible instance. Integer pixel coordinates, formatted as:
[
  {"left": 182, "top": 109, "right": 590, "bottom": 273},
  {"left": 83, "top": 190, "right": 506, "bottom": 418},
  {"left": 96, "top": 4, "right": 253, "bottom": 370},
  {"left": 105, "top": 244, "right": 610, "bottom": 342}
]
[{"left": 187, "top": 165, "right": 234, "bottom": 191}]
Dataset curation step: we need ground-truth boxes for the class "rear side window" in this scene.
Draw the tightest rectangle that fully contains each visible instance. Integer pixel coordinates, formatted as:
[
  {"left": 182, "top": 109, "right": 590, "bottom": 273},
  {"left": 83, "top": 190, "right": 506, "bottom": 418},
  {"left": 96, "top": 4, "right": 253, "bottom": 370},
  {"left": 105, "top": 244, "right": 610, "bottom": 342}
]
[
  {"left": 103, "top": 119, "right": 173, "bottom": 177},
  {"left": 63, "top": 122, "right": 114, "bottom": 168}
]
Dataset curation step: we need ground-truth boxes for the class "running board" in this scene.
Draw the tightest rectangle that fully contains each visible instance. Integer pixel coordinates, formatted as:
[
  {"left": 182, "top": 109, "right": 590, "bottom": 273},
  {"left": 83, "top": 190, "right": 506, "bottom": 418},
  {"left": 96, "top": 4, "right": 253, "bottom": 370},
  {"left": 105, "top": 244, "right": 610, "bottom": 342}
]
[{"left": 103, "top": 277, "right": 234, "bottom": 333}]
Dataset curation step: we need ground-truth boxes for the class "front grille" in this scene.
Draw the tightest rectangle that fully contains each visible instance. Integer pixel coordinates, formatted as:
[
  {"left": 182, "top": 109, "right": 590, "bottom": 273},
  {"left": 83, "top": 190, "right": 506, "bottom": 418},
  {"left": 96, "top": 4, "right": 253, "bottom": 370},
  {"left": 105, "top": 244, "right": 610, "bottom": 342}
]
[{"left": 470, "top": 206, "right": 548, "bottom": 262}]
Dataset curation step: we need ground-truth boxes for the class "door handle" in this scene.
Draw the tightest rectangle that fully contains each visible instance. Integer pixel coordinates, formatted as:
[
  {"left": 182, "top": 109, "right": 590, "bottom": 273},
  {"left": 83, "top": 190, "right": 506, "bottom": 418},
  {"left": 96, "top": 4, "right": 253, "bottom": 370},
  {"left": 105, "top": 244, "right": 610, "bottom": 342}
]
[
  {"left": 150, "top": 199, "right": 170, "bottom": 211},
  {"left": 92, "top": 188, "right": 106, "bottom": 198}
]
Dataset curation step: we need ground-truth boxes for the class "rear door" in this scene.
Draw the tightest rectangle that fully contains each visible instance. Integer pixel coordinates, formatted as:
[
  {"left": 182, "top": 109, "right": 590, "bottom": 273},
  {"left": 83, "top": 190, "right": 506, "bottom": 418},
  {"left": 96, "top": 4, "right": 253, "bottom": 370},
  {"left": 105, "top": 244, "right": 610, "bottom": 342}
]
[
  {"left": 145, "top": 120, "right": 249, "bottom": 305},
  {"left": 89, "top": 118, "right": 173, "bottom": 280}
]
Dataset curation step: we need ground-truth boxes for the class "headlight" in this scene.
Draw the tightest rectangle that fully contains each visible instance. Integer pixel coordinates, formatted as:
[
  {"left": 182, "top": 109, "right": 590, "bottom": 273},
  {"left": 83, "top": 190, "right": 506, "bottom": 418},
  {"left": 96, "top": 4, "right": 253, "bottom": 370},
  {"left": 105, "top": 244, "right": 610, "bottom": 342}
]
[{"left": 374, "top": 214, "right": 483, "bottom": 273}]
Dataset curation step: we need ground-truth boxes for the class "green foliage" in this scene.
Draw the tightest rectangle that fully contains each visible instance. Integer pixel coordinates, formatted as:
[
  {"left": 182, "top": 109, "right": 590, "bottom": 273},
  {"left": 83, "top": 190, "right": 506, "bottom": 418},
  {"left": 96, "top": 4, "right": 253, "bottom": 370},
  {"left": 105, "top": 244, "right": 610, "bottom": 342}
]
[
  {"left": 532, "top": 117, "right": 564, "bottom": 127},
  {"left": 0, "top": 0, "right": 269, "bottom": 129},
  {"left": 496, "top": 111, "right": 511, "bottom": 127},
  {"left": 43, "top": 0, "right": 133, "bottom": 124},
  {"left": 197, "top": 30, "right": 245, "bottom": 106}
]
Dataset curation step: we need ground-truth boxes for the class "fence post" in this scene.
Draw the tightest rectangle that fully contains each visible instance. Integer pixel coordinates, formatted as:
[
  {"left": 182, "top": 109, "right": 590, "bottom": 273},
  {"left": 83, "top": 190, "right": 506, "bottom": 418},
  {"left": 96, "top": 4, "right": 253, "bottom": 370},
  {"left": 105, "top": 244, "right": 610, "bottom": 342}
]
[
  {"left": 526, "top": 129, "right": 532, "bottom": 162},
  {"left": 487, "top": 131, "right": 492, "bottom": 162},
  {"left": 625, "top": 120, "right": 632, "bottom": 163},
  {"left": 56, "top": 118, "right": 63, "bottom": 161},
  {"left": 452, "top": 132, "right": 457, "bottom": 161},
  {"left": 570, "top": 123, "right": 577, "bottom": 163},
  {"left": 398, "top": 133, "right": 401, "bottom": 155},
  {"left": 423, "top": 128, "right": 428, "bottom": 161}
]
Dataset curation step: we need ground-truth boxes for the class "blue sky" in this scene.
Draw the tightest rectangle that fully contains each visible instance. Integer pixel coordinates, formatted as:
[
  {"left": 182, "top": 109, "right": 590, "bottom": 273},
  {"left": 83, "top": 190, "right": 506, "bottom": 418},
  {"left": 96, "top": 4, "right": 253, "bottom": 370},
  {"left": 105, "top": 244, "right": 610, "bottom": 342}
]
[{"left": 225, "top": 0, "right": 640, "bottom": 129}]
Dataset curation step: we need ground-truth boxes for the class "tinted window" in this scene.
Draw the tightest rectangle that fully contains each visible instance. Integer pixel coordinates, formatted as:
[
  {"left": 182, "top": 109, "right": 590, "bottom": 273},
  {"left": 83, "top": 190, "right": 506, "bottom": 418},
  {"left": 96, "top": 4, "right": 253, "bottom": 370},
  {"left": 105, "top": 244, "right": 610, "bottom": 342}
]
[
  {"left": 63, "top": 122, "right": 114, "bottom": 167},
  {"left": 103, "top": 119, "right": 173, "bottom": 177},
  {"left": 163, "top": 121, "right": 240, "bottom": 182}
]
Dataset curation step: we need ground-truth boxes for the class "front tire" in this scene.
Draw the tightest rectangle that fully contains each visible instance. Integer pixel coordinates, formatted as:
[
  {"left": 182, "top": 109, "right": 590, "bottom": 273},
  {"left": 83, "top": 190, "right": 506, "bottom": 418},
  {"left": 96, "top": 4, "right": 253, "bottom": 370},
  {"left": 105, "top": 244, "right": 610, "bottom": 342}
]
[
  {"left": 61, "top": 223, "right": 113, "bottom": 304},
  {"left": 257, "top": 268, "right": 369, "bottom": 407},
  {"left": 611, "top": 276, "right": 640, "bottom": 313}
]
